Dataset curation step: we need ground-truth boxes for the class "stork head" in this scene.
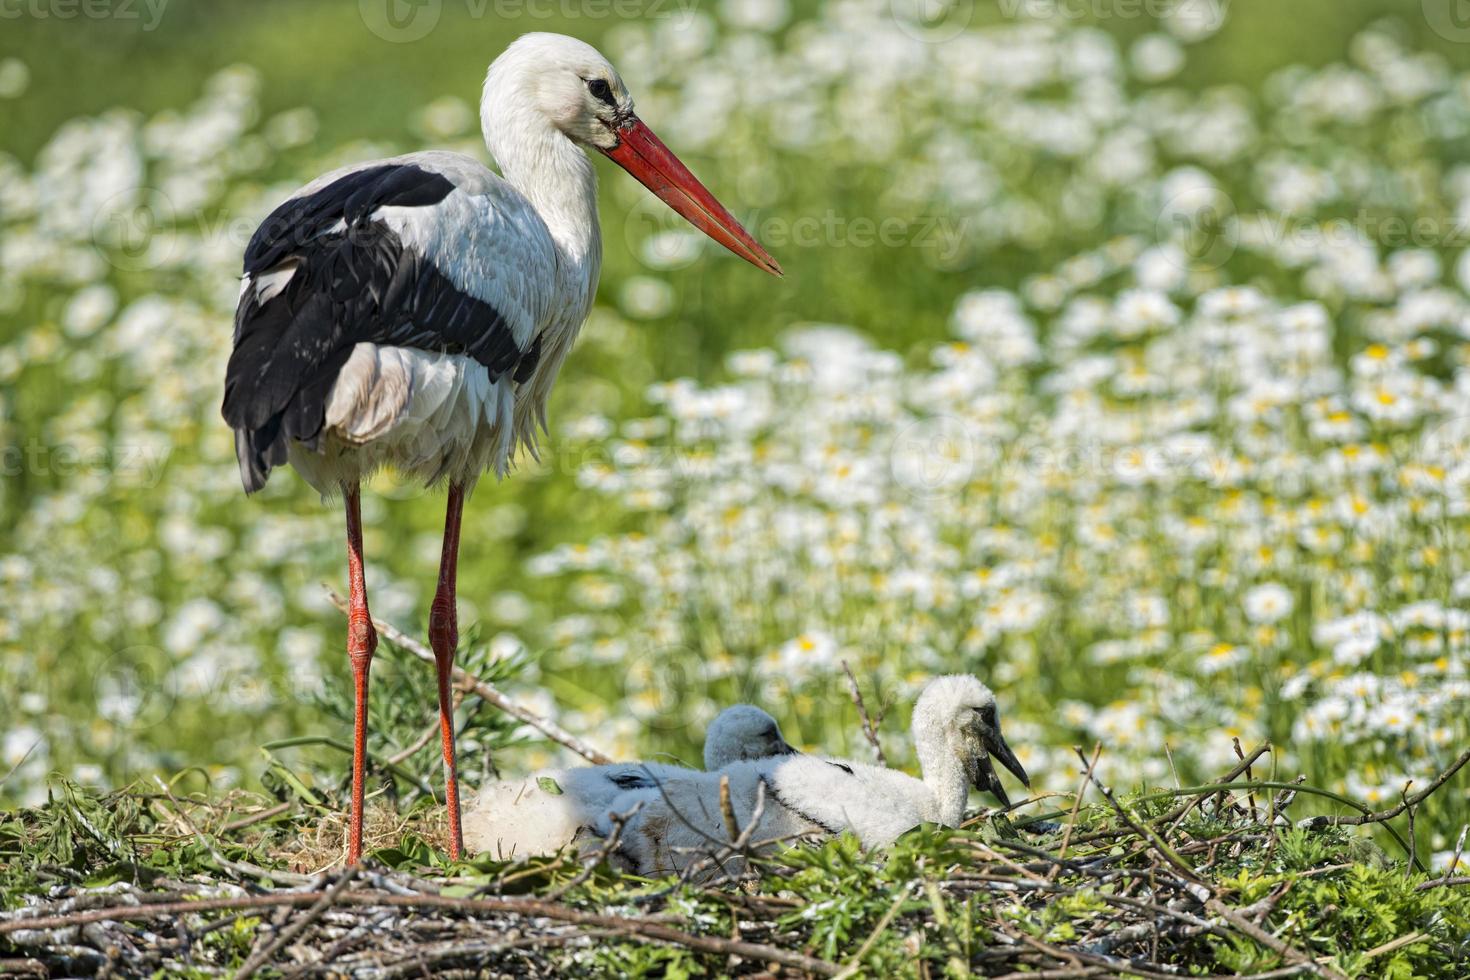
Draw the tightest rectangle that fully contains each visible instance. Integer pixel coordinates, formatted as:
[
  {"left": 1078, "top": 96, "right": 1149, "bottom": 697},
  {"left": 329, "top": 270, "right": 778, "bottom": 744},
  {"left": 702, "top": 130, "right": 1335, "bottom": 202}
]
[
  {"left": 703, "top": 704, "right": 797, "bottom": 770},
  {"left": 484, "top": 33, "right": 782, "bottom": 277},
  {"left": 912, "top": 675, "right": 1029, "bottom": 808}
]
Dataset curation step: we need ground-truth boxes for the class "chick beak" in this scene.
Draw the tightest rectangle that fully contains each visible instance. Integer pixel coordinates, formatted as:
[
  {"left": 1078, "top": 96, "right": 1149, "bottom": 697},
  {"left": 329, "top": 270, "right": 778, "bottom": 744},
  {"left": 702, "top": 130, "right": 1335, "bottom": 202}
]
[
  {"left": 968, "top": 727, "right": 1029, "bottom": 807},
  {"left": 969, "top": 752, "right": 1012, "bottom": 808},
  {"left": 987, "top": 728, "right": 1030, "bottom": 790}
]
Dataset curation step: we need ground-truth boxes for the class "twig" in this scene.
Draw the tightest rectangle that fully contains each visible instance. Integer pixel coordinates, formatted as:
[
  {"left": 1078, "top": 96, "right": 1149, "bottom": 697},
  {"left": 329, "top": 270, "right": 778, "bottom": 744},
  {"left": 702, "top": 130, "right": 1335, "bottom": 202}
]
[
  {"left": 1296, "top": 748, "right": 1470, "bottom": 830},
  {"left": 840, "top": 659, "right": 887, "bottom": 766},
  {"left": 1417, "top": 876, "right": 1470, "bottom": 890},
  {"left": 1206, "top": 897, "right": 1347, "bottom": 980},
  {"left": 1348, "top": 931, "right": 1424, "bottom": 963},
  {"left": 543, "top": 802, "right": 640, "bottom": 902},
  {"left": 1071, "top": 751, "right": 1346, "bottom": 980},
  {"left": 326, "top": 586, "right": 612, "bottom": 764},
  {"left": 1051, "top": 744, "right": 1101, "bottom": 882},
  {"left": 221, "top": 802, "right": 291, "bottom": 833},
  {"left": 719, "top": 776, "right": 739, "bottom": 842},
  {"left": 259, "top": 736, "right": 433, "bottom": 796},
  {"left": 232, "top": 867, "right": 357, "bottom": 978},
  {"left": 1440, "top": 825, "right": 1467, "bottom": 884},
  {"left": 1234, "top": 737, "right": 1258, "bottom": 821},
  {"left": 0, "top": 740, "right": 39, "bottom": 794},
  {"left": 665, "top": 781, "right": 774, "bottom": 889},
  {"left": 387, "top": 710, "right": 454, "bottom": 766},
  {"left": 0, "top": 890, "right": 841, "bottom": 976},
  {"left": 1137, "top": 781, "right": 1421, "bottom": 870}
]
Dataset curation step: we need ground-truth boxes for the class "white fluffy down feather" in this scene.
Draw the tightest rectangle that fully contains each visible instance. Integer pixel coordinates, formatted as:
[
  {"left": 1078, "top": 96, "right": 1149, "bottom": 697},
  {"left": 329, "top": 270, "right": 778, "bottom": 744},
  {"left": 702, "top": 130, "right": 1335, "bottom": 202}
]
[
  {"left": 599, "top": 675, "right": 1030, "bottom": 878},
  {"left": 462, "top": 704, "right": 794, "bottom": 859}
]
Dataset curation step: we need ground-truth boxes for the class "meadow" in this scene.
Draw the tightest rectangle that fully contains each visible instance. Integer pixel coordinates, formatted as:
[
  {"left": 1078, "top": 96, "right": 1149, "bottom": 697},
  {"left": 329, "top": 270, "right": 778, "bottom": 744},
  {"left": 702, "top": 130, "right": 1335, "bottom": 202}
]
[{"left": 2, "top": 0, "right": 1470, "bottom": 974}]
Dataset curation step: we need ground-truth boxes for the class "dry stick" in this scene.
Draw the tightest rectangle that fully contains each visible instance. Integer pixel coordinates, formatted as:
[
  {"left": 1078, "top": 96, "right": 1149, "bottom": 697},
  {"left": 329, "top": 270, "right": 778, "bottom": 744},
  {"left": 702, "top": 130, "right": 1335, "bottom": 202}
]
[
  {"left": 1402, "top": 783, "right": 1418, "bottom": 878},
  {"left": 387, "top": 705, "right": 457, "bottom": 766},
  {"left": 221, "top": 802, "right": 291, "bottom": 834},
  {"left": 1162, "top": 741, "right": 1181, "bottom": 789},
  {"left": 1298, "top": 747, "right": 1470, "bottom": 830},
  {"left": 993, "top": 921, "right": 1185, "bottom": 980},
  {"left": 1418, "top": 876, "right": 1470, "bottom": 891},
  {"left": 719, "top": 776, "right": 739, "bottom": 842},
  {"left": 1350, "top": 931, "right": 1425, "bottom": 964},
  {"left": 326, "top": 586, "right": 612, "bottom": 765},
  {"left": 231, "top": 868, "right": 358, "bottom": 979},
  {"left": 1207, "top": 902, "right": 1347, "bottom": 980},
  {"left": 1071, "top": 750, "right": 1198, "bottom": 884},
  {"left": 1441, "top": 825, "right": 1468, "bottom": 884},
  {"left": 1233, "top": 738, "right": 1259, "bottom": 822},
  {"left": 840, "top": 659, "right": 887, "bottom": 766},
  {"left": 966, "top": 840, "right": 1050, "bottom": 885},
  {"left": 280, "top": 908, "right": 393, "bottom": 979},
  {"left": 372, "top": 932, "right": 620, "bottom": 978},
  {"left": 1051, "top": 744, "right": 1102, "bottom": 882},
  {"left": 674, "top": 782, "right": 773, "bottom": 889},
  {"left": 0, "top": 891, "right": 840, "bottom": 977}
]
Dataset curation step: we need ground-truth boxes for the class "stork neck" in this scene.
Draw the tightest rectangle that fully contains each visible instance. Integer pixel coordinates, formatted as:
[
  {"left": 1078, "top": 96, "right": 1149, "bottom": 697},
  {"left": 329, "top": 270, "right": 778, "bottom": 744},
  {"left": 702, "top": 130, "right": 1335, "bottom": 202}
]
[
  {"left": 486, "top": 118, "right": 601, "bottom": 280},
  {"left": 917, "top": 732, "right": 970, "bottom": 827}
]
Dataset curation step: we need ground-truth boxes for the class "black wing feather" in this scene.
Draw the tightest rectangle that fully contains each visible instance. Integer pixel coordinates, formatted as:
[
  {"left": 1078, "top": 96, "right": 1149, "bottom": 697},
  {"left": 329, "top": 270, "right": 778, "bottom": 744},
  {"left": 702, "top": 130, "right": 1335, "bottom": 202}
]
[{"left": 223, "top": 163, "right": 534, "bottom": 493}]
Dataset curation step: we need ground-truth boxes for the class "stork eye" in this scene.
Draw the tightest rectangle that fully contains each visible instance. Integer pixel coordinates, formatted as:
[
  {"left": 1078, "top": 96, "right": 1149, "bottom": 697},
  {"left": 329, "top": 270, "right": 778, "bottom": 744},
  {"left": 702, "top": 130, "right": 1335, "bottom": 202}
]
[{"left": 587, "top": 78, "right": 615, "bottom": 106}]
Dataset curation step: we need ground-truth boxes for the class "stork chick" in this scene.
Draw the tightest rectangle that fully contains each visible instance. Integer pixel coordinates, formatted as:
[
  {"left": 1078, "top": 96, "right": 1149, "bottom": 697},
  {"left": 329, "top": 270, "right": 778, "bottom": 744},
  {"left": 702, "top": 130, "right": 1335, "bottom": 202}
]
[
  {"left": 601, "top": 675, "right": 1028, "bottom": 878},
  {"left": 463, "top": 705, "right": 795, "bottom": 860}
]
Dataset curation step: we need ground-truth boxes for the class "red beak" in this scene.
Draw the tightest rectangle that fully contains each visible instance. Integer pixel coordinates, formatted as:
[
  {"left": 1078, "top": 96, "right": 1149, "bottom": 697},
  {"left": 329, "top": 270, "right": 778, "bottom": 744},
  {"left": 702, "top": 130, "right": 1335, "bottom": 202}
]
[{"left": 601, "top": 118, "right": 783, "bottom": 277}]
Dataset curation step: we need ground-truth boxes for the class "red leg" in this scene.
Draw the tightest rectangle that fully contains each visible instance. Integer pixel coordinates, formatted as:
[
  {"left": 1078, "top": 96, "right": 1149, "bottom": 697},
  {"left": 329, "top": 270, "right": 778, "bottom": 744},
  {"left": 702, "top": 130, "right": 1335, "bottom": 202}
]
[
  {"left": 343, "top": 483, "right": 377, "bottom": 865},
  {"left": 430, "top": 483, "right": 466, "bottom": 860}
]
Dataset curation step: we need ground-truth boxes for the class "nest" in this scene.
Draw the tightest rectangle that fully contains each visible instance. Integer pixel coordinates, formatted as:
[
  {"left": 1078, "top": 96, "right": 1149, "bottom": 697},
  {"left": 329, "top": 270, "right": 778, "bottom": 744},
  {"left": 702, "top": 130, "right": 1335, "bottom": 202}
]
[{"left": 3, "top": 745, "right": 1468, "bottom": 978}]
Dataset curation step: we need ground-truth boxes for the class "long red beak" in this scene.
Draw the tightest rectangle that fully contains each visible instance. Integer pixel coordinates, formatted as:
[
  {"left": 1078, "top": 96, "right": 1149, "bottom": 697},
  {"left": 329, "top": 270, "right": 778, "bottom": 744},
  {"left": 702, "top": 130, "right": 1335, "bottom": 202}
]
[{"left": 601, "top": 118, "right": 783, "bottom": 277}]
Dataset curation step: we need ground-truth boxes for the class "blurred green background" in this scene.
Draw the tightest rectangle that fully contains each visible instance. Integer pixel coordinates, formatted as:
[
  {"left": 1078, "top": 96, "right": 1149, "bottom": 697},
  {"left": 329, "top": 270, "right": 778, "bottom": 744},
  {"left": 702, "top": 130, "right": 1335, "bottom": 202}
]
[{"left": 3, "top": 0, "right": 1460, "bottom": 370}]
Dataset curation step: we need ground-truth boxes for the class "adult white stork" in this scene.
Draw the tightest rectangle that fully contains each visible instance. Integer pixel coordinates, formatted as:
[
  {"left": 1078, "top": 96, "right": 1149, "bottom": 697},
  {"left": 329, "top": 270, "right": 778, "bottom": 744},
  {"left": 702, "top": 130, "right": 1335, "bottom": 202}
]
[{"left": 221, "top": 32, "right": 781, "bottom": 864}]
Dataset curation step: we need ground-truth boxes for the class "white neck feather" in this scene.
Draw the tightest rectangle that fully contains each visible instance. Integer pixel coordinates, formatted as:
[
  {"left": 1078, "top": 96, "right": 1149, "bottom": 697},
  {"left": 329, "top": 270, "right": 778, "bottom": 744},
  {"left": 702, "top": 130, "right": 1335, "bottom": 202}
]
[
  {"left": 481, "top": 80, "right": 602, "bottom": 316},
  {"left": 914, "top": 719, "right": 970, "bottom": 827}
]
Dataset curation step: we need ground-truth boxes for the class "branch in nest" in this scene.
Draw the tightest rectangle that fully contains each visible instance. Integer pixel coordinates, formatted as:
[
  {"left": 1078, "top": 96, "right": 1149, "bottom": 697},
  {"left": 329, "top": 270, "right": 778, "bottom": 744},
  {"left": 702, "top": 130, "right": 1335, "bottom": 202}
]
[
  {"left": 1296, "top": 748, "right": 1470, "bottom": 831},
  {"left": 840, "top": 659, "right": 887, "bottom": 766}
]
